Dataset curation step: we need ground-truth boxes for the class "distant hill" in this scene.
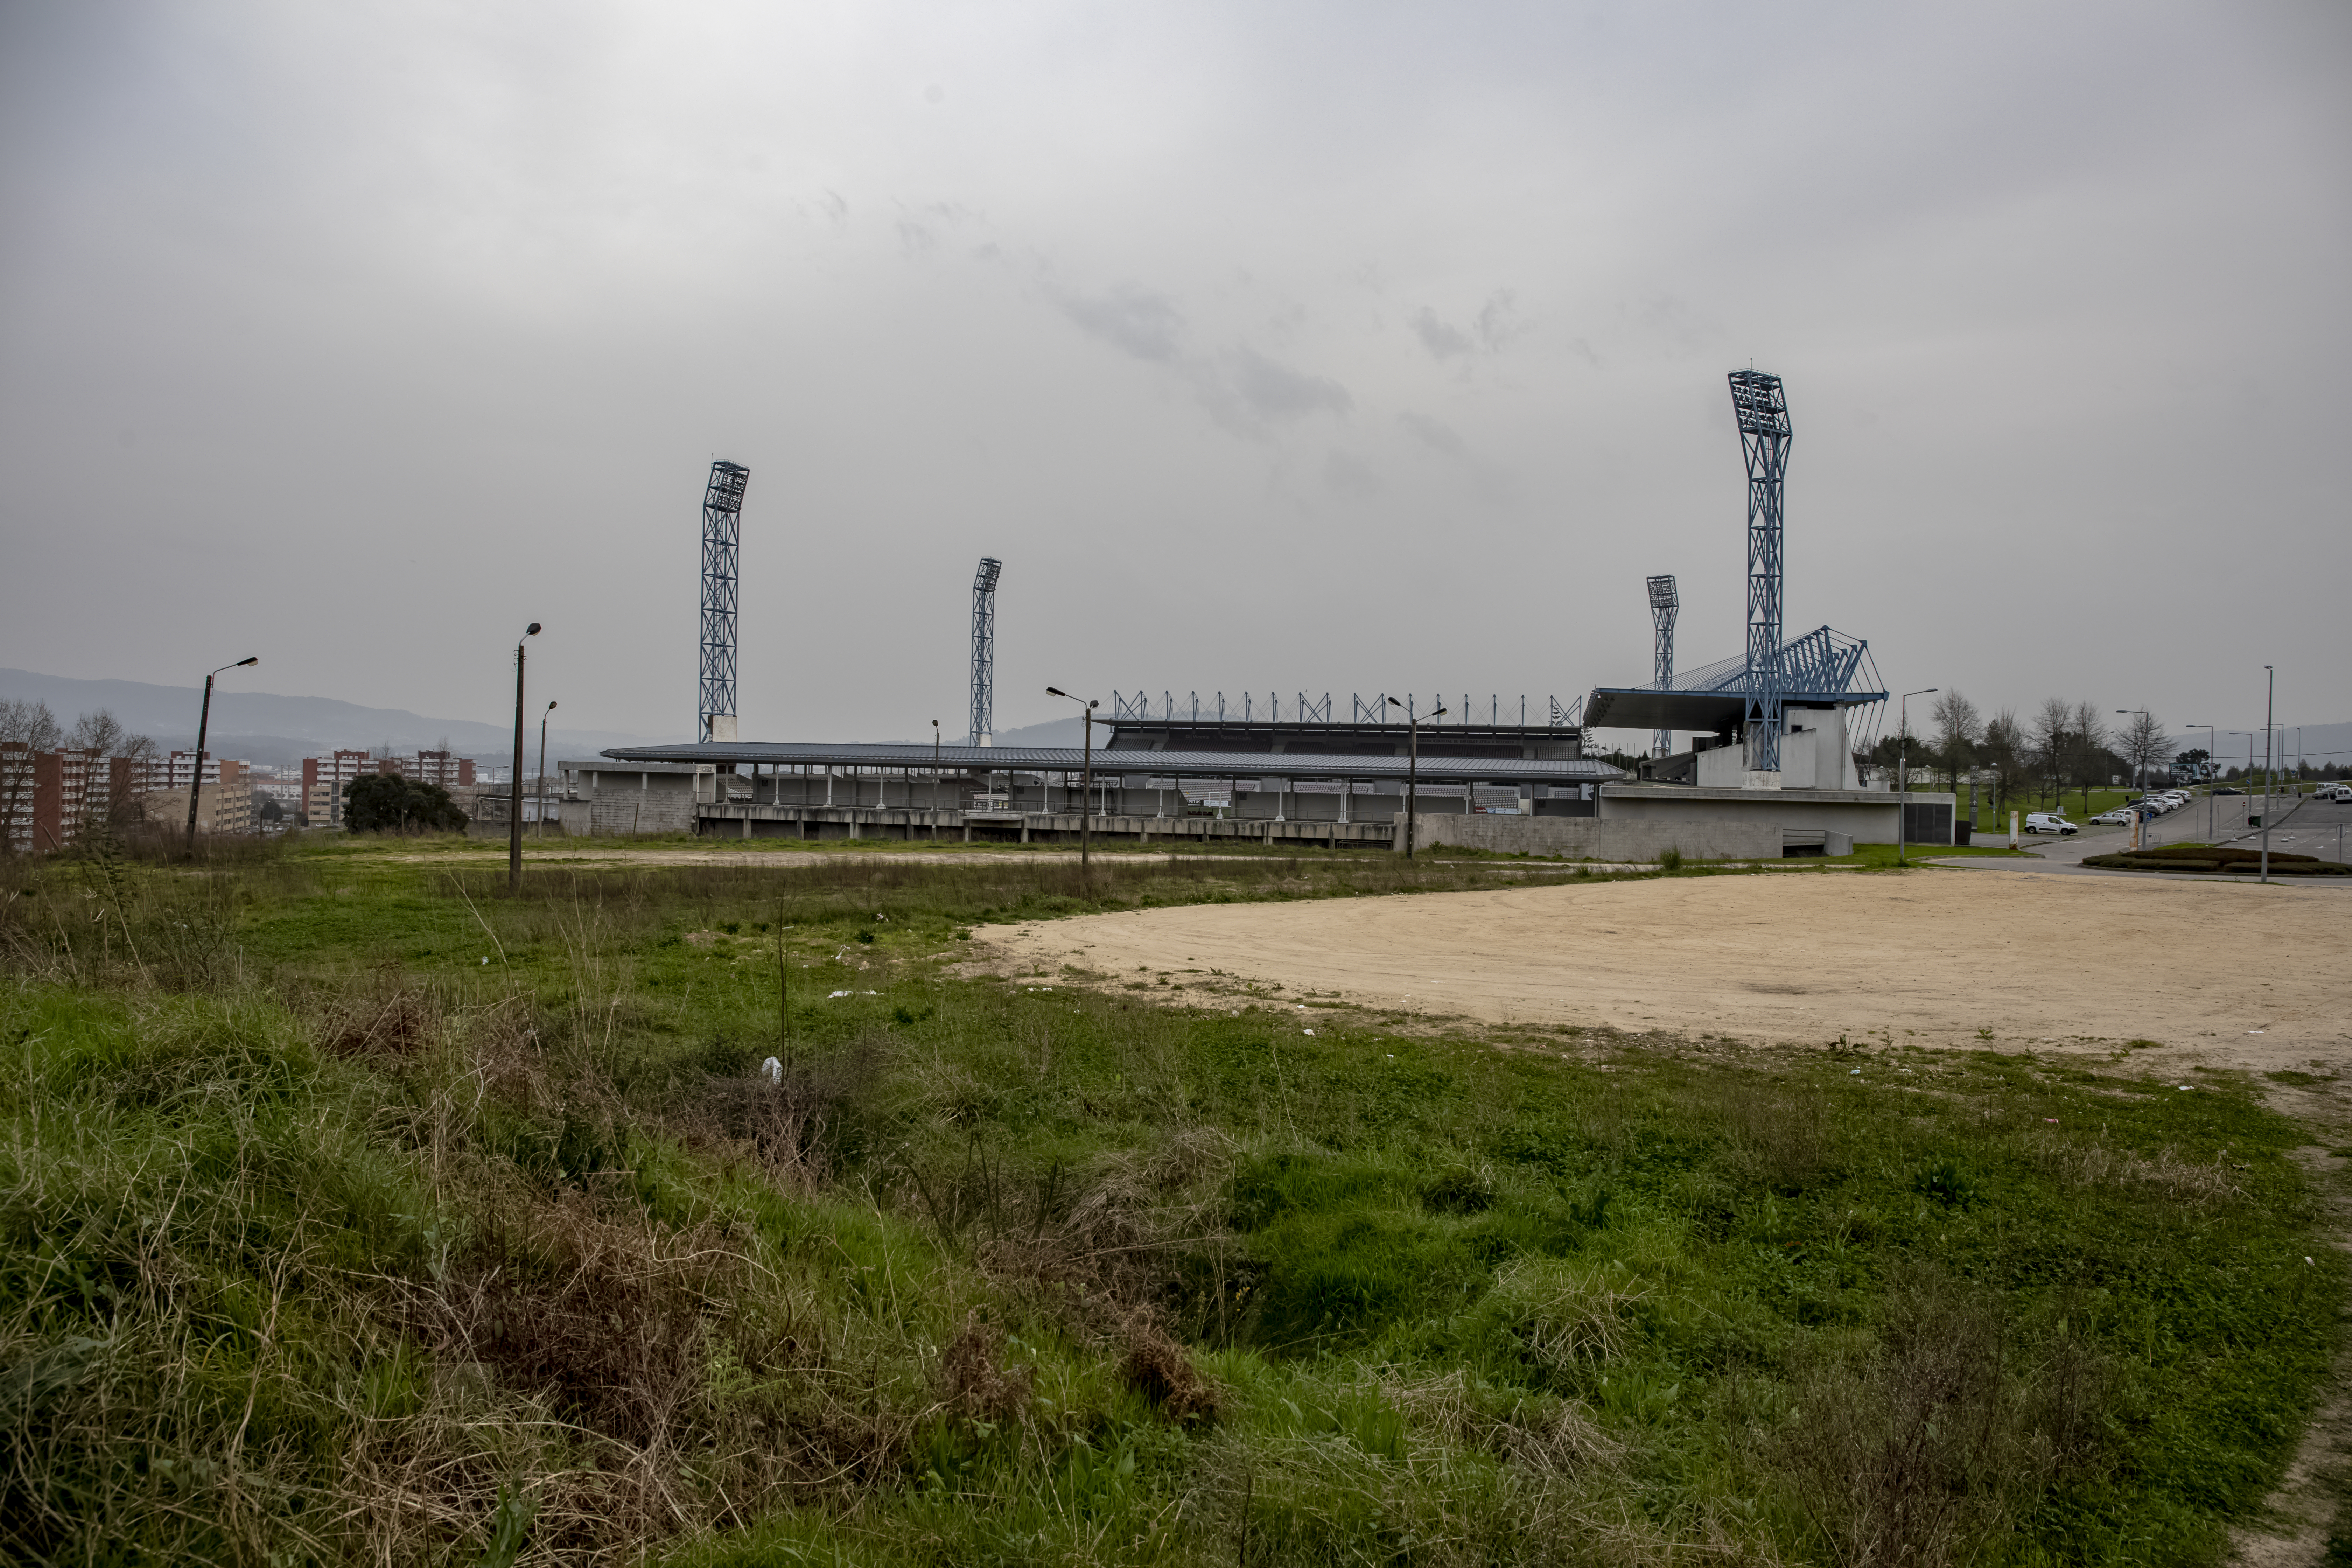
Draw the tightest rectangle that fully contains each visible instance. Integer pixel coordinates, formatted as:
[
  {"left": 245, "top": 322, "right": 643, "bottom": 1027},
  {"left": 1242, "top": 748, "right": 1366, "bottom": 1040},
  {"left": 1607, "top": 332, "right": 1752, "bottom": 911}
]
[{"left": 0, "top": 668, "right": 652, "bottom": 769}]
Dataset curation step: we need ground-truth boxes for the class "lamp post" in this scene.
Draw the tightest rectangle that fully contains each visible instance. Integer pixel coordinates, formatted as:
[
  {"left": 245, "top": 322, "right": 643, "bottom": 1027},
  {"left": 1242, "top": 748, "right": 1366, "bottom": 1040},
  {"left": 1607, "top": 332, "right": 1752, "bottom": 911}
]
[
  {"left": 2186, "top": 724, "right": 2216, "bottom": 838},
  {"left": 932, "top": 719, "right": 941, "bottom": 839},
  {"left": 1897, "top": 688, "right": 1936, "bottom": 867},
  {"left": 1045, "top": 687, "right": 1098, "bottom": 869},
  {"left": 2229, "top": 732, "right": 2254, "bottom": 840},
  {"left": 537, "top": 700, "right": 556, "bottom": 840},
  {"left": 186, "top": 657, "right": 258, "bottom": 852},
  {"left": 1386, "top": 696, "right": 1448, "bottom": 859},
  {"left": 509, "top": 623, "right": 541, "bottom": 891},
  {"left": 2262, "top": 666, "right": 2275, "bottom": 884}
]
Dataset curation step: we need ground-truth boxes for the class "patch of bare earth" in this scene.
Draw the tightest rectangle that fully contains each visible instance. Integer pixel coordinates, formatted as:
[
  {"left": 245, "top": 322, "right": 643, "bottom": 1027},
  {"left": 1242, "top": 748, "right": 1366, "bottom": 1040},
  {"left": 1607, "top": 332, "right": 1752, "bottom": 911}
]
[{"left": 973, "top": 868, "right": 2352, "bottom": 1070}]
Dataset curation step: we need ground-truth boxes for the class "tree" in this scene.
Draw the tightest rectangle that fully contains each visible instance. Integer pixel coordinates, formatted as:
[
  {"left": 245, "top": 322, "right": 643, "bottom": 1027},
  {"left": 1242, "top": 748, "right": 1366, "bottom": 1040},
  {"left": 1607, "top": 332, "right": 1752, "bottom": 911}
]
[
  {"left": 1930, "top": 691, "right": 1982, "bottom": 795},
  {"left": 343, "top": 774, "right": 468, "bottom": 834},
  {"left": 2070, "top": 702, "right": 2111, "bottom": 813},
  {"left": 1982, "top": 709, "right": 2027, "bottom": 821},
  {"left": 66, "top": 709, "right": 154, "bottom": 830},
  {"left": 0, "top": 699, "right": 62, "bottom": 854},
  {"left": 2029, "top": 698, "right": 2071, "bottom": 807},
  {"left": 2116, "top": 711, "right": 2174, "bottom": 793}
]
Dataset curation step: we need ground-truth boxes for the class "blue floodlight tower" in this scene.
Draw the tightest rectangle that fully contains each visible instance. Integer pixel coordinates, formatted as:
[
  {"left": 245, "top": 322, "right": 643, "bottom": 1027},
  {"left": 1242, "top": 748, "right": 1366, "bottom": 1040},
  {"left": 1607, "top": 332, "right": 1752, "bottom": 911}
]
[
  {"left": 969, "top": 557, "right": 1002, "bottom": 745},
  {"left": 1727, "top": 371, "right": 1791, "bottom": 775},
  {"left": 698, "top": 461, "right": 750, "bottom": 741},
  {"left": 1646, "top": 574, "right": 1678, "bottom": 757}
]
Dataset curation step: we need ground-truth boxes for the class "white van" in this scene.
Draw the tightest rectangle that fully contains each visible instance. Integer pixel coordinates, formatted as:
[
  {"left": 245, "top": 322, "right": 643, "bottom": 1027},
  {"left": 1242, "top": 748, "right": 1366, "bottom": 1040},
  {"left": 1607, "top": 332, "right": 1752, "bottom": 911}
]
[{"left": 2024, "top": 813, "right": 2078, "bottom": 835}]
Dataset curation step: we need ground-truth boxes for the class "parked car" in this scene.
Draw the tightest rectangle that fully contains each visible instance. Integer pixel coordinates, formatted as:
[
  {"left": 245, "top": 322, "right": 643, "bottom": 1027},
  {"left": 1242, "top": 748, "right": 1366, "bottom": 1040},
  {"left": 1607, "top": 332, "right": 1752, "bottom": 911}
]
[
  {"left": 2025, "top": 813, "right": 2078, "bottom": 835},
  {"left": 2319, "top": 783, "right": 2352, "bottom": 804},
  {"left": 2090, "top": 809, "right": 2132, "bottom": 825},
  {"left": 2213, "top": 787, "right": 2244, "bottom": 796}
]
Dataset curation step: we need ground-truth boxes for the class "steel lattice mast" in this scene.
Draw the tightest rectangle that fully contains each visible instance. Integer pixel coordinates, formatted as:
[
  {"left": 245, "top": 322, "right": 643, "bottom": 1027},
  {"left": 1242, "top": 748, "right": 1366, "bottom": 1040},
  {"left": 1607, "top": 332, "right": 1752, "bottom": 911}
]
[
  {"left": 1727, "top": 371, "right": 1791, "bottom": 775},
  {"left": 969, "top": 557, "right": 1002, "bottom": 745},
  {"left": 1646, "top": 574, "right": 1679, "bottom": 757},
  {"left": 698, "top": 462, "right": 749, "bottom": 741}
]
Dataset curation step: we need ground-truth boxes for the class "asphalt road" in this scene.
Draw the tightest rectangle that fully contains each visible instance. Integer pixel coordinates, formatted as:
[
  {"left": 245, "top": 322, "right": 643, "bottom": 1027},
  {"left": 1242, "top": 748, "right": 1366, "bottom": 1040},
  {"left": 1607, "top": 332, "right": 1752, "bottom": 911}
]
[{"left": 1941, "top": 790, "right": 2352, "bottom": 880}]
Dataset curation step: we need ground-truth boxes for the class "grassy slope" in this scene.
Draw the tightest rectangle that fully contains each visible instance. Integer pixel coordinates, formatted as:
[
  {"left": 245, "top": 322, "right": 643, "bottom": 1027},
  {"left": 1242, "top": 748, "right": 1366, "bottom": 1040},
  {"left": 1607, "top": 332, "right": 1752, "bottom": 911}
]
[{"left": 0, "top": 836, "right": 2338, "bottom": 1566}]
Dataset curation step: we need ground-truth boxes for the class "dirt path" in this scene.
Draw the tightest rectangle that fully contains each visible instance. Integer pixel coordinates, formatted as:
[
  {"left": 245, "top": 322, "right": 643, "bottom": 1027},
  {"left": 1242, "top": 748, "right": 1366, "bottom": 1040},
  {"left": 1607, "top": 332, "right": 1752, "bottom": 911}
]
[{"left": 975, "top": 865, "right": 2352, "bottom": 1067}]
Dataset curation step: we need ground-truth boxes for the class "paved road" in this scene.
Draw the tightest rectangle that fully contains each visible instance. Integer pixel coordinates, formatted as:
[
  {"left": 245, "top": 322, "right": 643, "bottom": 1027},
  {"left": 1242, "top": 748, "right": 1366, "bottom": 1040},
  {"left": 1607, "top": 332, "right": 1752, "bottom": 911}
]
[{"left": 1936, "top": 791, "right": 2352, "bottom": 882}]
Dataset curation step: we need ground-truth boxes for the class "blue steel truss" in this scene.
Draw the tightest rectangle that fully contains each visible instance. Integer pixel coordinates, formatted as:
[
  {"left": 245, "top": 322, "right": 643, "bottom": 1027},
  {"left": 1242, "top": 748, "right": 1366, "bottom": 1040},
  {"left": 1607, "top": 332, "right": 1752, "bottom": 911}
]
[
  {"left": 969, "top": 558, "right": 1001, "bottom": 744},
  {"left": 698, "top": 462, "right": 749, "bottom": 738},
  {"left": 1646, "top": 574, "right": 1678, "bottom": 756},
  {"left": 1728, "top": 370, "right": 1791, "bottom": 771}
]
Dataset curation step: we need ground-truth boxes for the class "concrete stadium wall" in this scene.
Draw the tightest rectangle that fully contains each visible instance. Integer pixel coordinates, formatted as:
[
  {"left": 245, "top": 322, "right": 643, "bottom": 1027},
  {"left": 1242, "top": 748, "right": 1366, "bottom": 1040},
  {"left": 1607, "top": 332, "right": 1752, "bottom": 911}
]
[
  {"left": 1600, "top": 791, "right": 1920, "bottom": 842},
  {"left": 1410, "top": 815, "right": 1781, "bottom": 861}
]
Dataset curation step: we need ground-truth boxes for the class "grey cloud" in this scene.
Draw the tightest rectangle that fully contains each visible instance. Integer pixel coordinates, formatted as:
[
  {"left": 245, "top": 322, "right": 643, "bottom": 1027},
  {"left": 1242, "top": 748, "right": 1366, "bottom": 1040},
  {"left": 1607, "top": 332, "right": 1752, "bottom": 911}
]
[
  {"left": 1323, "top": 449, "right": 1379, "bottom": 499},
  {"left": 1412, "top": 308, "right": 1473, "bottom": 359},
  {"left": 1224, "top": 347, "right": 1351, "bottom": 421},
  {"left": 1399, "top": 410, "right": 1467, "bottom": 458},
  {"left": 1054, "top": 285, "right": 1187, "bottom": 363},
  {"left": 1413, "top": 292, "right": 1523, "bottom": 361}
]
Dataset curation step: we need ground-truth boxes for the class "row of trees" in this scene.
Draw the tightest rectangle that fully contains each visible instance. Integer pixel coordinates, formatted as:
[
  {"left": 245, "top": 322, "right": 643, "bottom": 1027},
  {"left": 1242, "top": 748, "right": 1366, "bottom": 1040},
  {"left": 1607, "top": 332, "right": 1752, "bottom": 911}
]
[
  {"left": 0, "top": 700, "right": 160, "bottom": 849},
  {"left": 1874, "top": 693, "right": 2178, "bottom": 817}
]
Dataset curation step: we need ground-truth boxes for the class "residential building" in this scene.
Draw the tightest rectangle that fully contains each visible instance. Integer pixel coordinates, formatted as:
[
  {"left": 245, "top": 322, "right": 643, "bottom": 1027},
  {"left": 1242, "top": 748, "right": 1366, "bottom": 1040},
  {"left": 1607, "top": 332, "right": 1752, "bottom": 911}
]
[{"left": 301, "top": 750, "right": 375, "bottom": 825}]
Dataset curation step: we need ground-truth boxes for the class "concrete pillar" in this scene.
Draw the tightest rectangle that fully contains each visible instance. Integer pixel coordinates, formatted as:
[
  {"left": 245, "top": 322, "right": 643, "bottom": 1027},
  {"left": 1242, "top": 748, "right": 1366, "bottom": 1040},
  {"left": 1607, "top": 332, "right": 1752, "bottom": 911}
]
[{"left": 741, "top": 814, "right": 750, "bottom": 839}]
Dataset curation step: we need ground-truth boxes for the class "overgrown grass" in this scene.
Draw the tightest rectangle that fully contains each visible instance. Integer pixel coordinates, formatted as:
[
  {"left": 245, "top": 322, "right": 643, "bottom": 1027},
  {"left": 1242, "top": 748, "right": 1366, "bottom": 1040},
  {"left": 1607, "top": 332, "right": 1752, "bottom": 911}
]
[{"left": 0, "top": 837, "right": 2337, "bottom": 1565}]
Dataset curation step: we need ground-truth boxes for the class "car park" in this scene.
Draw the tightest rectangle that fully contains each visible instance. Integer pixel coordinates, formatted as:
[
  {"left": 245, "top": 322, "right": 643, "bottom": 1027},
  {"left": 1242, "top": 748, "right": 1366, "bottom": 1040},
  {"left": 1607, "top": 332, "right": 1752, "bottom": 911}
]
[{"left": 2025, "top": 813, "right": 2078, "bottom": 835}]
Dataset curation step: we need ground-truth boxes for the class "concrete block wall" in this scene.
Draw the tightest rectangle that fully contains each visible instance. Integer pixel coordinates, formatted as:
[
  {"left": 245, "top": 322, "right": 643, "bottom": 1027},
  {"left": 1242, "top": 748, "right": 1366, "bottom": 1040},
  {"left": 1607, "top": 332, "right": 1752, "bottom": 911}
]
[
  {"left": 1409, "top": 815, "right": 1781, "bottom": 861},
  {"left": 588, "top": 791, "right": 697, "bottom": 835}
]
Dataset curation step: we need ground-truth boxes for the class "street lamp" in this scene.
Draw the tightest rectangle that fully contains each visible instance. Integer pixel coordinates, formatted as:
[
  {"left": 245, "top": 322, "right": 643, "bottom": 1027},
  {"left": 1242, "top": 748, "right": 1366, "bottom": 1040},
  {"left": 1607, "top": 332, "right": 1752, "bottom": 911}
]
[
  {"left": 537, "top": 700, "right": 556, "bottom": 840},
  {"left": 2186, "top": 723, "right": 2216, "bottom": 838},
  {"left": 187, "top": 657, "right": 258, "bottom": 851},
  {"left": 1386, "top": 696, "right": 1448, "bottom": 859},
  {"left": 1897, "top": 688, "right": 1936, "bottom": 867},
  {"left": 1045, "top": 687, "right": 1099, "bottom": 869},
  {"left": 509, "top": 623, "right": 540, "bottom": 891},
  {"left": 2262, "top": 665, "right": 2275, "bottom": 884}
]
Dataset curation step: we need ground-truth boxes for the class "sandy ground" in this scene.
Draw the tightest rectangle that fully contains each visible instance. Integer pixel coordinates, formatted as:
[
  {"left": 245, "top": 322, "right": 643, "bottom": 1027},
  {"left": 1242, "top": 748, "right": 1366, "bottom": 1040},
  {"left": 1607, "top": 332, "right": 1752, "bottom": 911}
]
[{"left": 975, "top": 865, "right": 2352, "bottom": 1069}]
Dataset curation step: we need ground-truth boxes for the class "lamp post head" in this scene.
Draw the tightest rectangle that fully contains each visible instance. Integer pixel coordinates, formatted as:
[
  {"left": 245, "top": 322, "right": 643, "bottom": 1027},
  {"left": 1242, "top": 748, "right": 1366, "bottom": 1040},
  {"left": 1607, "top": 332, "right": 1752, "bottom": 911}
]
[
  {"left": 1046, "top": 686, "right": 1068, "bottom": 699},
  {"left": 546, "top": 700, "right": 558, "bottom": 712},
  {"left": 235, "top": 657, "right": 258, "bottom": 667},
  {"left": 524, "top": 623, "right": 541, "bottom": 638},
  {"left": 1385, "top": 696, "right": 1401, "bottom": 708},
  {"left": 1433, "top": 708, "right": 1449, "bottom": 719},
  {"left": 1088, "top": 699, "right": 1098, "bottom": 710},
  {"left": 932, "top": 719, "right": 939, "bottom": 729}
]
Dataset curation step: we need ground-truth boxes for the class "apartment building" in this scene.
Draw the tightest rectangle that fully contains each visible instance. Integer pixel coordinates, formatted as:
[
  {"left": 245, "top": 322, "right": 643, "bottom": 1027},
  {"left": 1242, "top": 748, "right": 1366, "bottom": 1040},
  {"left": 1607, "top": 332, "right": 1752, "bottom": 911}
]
[
  {"left": 298, "top": 750, "right": 476, "bottom": 824},
  {"left": 301, "top": 750, "right": 375, "bottom": 825}
]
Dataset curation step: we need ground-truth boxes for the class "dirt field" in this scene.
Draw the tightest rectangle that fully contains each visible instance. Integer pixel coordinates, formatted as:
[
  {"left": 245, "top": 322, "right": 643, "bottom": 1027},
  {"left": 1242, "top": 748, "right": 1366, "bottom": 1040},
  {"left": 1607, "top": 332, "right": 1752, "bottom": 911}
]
[{"left": 976, "top": 866, "right": 2352, "bottom": 1067}]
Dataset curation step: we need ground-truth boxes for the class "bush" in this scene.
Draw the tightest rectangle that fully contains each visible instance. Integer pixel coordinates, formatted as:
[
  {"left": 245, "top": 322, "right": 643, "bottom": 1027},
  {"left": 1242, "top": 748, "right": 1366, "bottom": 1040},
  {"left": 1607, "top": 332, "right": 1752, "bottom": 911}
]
[{"left": 343, "top": 774, "right": 468, "bottom": 833}]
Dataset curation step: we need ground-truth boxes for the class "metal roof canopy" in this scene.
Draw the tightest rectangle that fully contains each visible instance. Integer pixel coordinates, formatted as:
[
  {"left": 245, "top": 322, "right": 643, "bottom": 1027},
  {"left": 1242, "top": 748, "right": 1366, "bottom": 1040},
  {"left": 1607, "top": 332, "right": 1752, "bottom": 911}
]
[
  {"left": 600, "top": 741, "right": 1623, "bottom": 783},
  {"left": 1583, "top": 687, "right": 1885, "bottom": 734}
]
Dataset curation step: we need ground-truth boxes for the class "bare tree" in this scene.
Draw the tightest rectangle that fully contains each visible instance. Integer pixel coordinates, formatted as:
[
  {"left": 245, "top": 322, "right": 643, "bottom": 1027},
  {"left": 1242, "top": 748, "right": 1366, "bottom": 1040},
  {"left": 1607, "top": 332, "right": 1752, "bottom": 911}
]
[
  {"left": 2117, "top": 711, "right": 2174, "bottom": 792},
  {"left": 0, "top": 699, "right": 62, "bottom": 855},
  {"left": 2030, "top": 698, "right": 2071, "bottom": 807},
  {"left": 1982, "top": 709, "right": 2026, "bottom": 821},
  {"left": 65, "top": 709, "right": 154, "bottom": 831},
  {"left": 1931, "top": 691, "right": 1982, "bottom": 794},
  {"left": 2070, "top": 701, "right": 2110, "bottom": 813}
]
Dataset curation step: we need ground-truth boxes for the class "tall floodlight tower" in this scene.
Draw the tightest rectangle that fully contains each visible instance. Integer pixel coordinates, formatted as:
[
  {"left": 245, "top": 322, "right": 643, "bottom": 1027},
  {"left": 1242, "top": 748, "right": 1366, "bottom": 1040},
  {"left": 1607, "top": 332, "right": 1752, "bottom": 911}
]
[
  {"left": 698, "top": 461, "right": 750, "bottom": 742},
  {"left": 1727, "top": 371, "right": 1791, "bottom": 778},
  {"left": 1645, "top": 575, "right": 1679, "bottom": 757},
  {"left": 969, "top": 556, "right": 1002, "bottom": 746}
]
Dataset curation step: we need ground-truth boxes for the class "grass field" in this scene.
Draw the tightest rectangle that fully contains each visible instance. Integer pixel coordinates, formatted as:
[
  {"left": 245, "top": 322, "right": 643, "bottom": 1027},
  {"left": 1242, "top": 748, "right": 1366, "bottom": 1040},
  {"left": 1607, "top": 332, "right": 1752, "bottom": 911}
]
[{"left": 0, "top": 832, "right": 2338, "bottom": 1566}]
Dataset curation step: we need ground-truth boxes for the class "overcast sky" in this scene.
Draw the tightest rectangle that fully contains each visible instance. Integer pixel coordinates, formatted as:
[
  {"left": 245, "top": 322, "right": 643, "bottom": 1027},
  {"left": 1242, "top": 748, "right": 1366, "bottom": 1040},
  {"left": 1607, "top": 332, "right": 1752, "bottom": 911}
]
[{"left": 4, "top": 1, "right": 2346, "bottom": 751}]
